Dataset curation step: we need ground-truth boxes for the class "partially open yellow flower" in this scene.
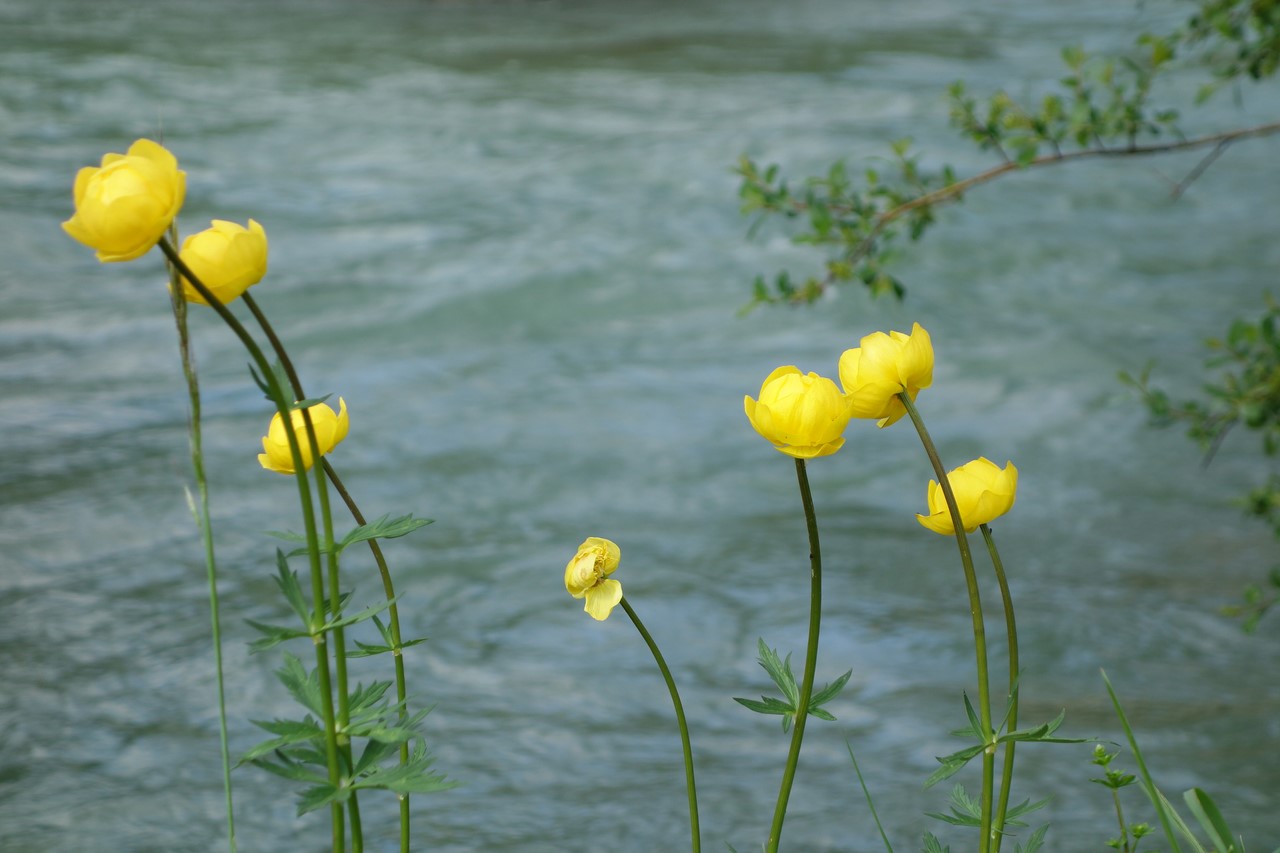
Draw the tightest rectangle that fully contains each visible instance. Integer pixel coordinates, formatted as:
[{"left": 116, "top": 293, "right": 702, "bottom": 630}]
[
  {"left": 565, "top": 537, "right": 623, "bottom": 621},
  {"left": 916, "top": 457, "right": 1018, "bottom": 535},
  {"left": 744, "top": 366, "right": 853, "bottom": 459},
  {"left": 178, "top": 219, "right": 268, "bottom": 305},
  {"left": 838, "top": 322, "right": 934, "bottom": 427},
  {"left": 258, "top": 398, "right": 349, "bottom": 475},
  {"left": 62, "top": 139, "right": 186, "bottom": 262}
]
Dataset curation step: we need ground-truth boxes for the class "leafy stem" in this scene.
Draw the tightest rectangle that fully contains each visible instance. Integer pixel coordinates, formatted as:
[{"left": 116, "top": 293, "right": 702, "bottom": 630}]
[{"left": 900, "top": 393, "right": 995, "bottom": 853}]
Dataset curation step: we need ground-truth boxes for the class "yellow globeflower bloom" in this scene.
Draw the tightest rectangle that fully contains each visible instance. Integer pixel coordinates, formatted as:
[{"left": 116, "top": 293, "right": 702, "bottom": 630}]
[
  {"left": 565, "top": 537, "right": 623, "bottom": 621},
  {"left": 178, "top": 219, "right": 268, "bottom": 305},
  {"left": 62, "top": 139, "right": 186, "bottom": 262},
  {"left": 917, "top": 457, "right": 1018, "bottom": 535},
  {"left": 838, "top": 322, "right": 934, "bottom": 427},
  {"left": 744, "top": 365, "right": 852, "bottom": 459},
  {"left": 258, "top": 398, "right": 350, "bottom": 475}
]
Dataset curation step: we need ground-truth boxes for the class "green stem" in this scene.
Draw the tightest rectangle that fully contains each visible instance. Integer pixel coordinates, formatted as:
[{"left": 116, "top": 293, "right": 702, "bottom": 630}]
[
  {"left": 158, "top": 238, "right": 345, "bottom": 851},
  {"left": 619, "top": 597, "right": 700, "bottom": 853},
  {"left": 163, "top": 247, "right": 237, "bottom": 853},
  {"left": 981, "top": 524, "right": 1018, "bottom": 852},
  {"left": 766, "top": 457, "right": 823, "bottom": 853},
  {"left": 245, "top": 296, "right": 408, "bottom": 849},
  {"left": 900, "top": 393, "right": 994, "bottom": 853},
  {"left": 240, "top": 294, "right": 379, "bottom": 849},
  {"left": 324, "top": 459, "right": 412, "bottom": 852}
]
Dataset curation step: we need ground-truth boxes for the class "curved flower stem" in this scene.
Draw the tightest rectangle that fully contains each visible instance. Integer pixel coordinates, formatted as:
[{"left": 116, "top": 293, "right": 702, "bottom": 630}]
[
  {"left": 619, "top": 596, "right": 700, "bottom": 853},
  {"left": 981, "top": 524, "right": 1018, "bottom": 852},
  {"left": 899, "top": 393, "right": 994, "bottom": 853},
  {"left": 163, "top": 251, "right": 237, "bottom": 853},
  {"left": 323, "top": 458, "right": 413, "bottom": 852},
  {"left": 157, "top": 238, "right": 345, "bottom": 851},
  {"left": 235, "top": 294, "right": 364, "bottom": 849},
  {"left": 766, "top": 457, "right": 823, "bottom": 853}
]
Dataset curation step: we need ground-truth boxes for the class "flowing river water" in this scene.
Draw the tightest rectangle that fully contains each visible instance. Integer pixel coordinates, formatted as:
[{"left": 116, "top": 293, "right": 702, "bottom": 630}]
[{"left": 3, "top": 0, "right": 1279, "bottom": 849}]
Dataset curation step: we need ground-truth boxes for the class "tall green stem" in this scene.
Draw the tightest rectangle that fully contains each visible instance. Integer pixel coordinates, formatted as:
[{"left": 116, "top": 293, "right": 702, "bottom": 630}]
[
  {"left": 158, "top": 239, "right": 345, "bottom": 850},
  {"left": 982, "top": 524, "right": 1018, "bottom": 852},
  {"left": 163, "top": 251, "right": 237, "bottom": 853},
  {"left": 766, "top": 457, "right": 823, "bottom": 853},
  {"left": 323, "top": 459, "right": 413, "bottom": 852},
  {"left": 900, "top": 393, "right": 994, "bottom": 853},
  {"left": 619, "top": 597, "right": 700, "bottom": 853}
]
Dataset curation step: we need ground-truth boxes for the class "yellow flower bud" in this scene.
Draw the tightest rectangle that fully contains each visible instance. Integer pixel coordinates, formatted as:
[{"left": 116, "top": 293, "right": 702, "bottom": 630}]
[
  {"left": 838, "top": 322, "right": 934, "bottom": 428},
  {"left": 565, "top": 537, "right": 622, "bottom": 621},
  {"left": 62, "top": 139, "right": 186, "bottom": 263},
  {"left": 916, "top": 457, "right": 1018, "bottom": 535},
  {"left": 744, "top": 366, "right": 852, "bottom": 459},
  {"left": 258, "top": 398, "right": 349, "bottom": 475},
  {"left": 178, "top": 219, "right": 268, "bottom": 305}
]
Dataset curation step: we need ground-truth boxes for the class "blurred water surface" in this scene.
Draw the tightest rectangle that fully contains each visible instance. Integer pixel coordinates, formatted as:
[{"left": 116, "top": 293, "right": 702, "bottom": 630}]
[{"left": 2, "top": 0, "right": 1279, "bottom": 849}]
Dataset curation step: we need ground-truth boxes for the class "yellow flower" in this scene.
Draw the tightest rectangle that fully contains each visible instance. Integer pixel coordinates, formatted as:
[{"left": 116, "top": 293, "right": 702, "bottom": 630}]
[
  {"left": 258, "top": 398, "right": 350, "bottom": 475},
  {"left": 838, "top": 322, "right": 934, "bottom": 427},
  {"left": 916, "top": 457, "right": 1018, "bottom": 535},
  {"left": 62, "top": 139, "right": 186, "bottom": 263},
  {"left": 565, "top": 537, "right": 623, "bottom": 621},
  {"left": 744, "top": 366, "right": 852, "bottom": 459},
  {"left": 177, "top": 219, "right": 268, "bottom": 305}
]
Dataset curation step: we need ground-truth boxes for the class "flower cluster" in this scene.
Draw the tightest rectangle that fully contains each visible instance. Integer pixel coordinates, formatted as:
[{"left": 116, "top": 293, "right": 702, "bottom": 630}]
[
  {"left": 741, "top": 321, "right": 1017, "bottom": 533},
  {"left": 567, "top": 322, "right": 1019, "bottom": 619},
  {"left": 64, "top": 139, "right": 346, "bottom": 475}
]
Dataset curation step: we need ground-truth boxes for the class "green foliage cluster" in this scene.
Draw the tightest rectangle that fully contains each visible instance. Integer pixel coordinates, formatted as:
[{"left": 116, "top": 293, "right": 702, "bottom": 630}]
[
  {"left": 1124, "top": 301, "right": 1280, "bottom": 630},
  {"left": 737, "top": 0, "right": 1277, "bottom": 309}
]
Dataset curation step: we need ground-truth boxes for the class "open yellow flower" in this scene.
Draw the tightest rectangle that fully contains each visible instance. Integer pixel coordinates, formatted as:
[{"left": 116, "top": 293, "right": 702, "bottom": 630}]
[
  {"left": 916, "top": 457, "right": 1018, "bottom": 535},
  {"left": 744, "top": 366, "right": 853, "bottom": 459},
  {"left": 178, "top": 219, "right": 268, "bottom": 305},
  {"left": 565, "top": 537, "right": 623, "bottom": 621},
  {"left": 838, "top": 322, "right": 933, "bottom": 427},
  {"left": 258, "top": 398, "right": 349, "bottom": 475},
  {"left": 62, "top": 139, "right": 186, "bottom": 262}
]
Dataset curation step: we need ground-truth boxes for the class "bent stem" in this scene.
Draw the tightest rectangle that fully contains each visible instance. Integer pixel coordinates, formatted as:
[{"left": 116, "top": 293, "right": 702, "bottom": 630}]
[
  {"left": 982, "top": 524, "right": 1018, "bottom": 852},
  {"left": 324, "top": 459, "right": 413, "bottom": 853},
  {"left": 163, "top": 248, "right": 237, "bottom": 853},
  {"left": 900, "top": 393, "right": 994, "bottom": 853},
  {"left": 619, "top": 597, "right": 701, "bottom": 853},
  {"left": 766, "top": 457, "right": 823, "bottom": 853},
  {"left": 158, "top": 238, "right": 345, "bottom": 851}
]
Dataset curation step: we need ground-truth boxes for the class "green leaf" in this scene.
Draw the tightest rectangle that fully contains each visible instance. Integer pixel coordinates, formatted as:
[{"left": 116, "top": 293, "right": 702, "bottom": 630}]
[
  {"left": 810, "top": 668, "right": 853, "bottom": 709},
  {"left": 239, "top": 718, "right": 325, "bottom": 763},
  {"left": 1183, "top": 788, "right": 1235, "bottom": 852},
  {"left": 1014, "top": 824, "right": 1050, "bottom": 853},
  {"left": 273, "top": 550, "right": 311, "bottom": 625},
  {"left": 318, "top": 595, "right": 401, "bottom": 635},
  {"left": 337, "top": 513, "right": 434, "bottom": 553},
  {"left": 924, "top": 744, "right": 986, "bottom": 789},
  {"left": 244, "top": 619, "right": 311, "bottom": 653},
  {"left": 922, "top": 831, "right": 950, "bottom": 853},
  {"left": 756, "top": 639, "right": 800, "bottom": 707},
  {"left": 277, "top": 653, "right": 326, "bottom": 719}
]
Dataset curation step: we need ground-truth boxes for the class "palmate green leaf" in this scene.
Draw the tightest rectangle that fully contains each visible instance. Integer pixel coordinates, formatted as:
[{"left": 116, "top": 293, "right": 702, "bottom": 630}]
[
  {"left": 809, "top": 668, "right": 853, "bottom": 708},
  {"left": 1005, "top": 796, "right": 1051, "bottom": 825},
  {"left": 734, "top": 696, "right": 794, "bottom": 717},
  {"left": 239, "top": 717, "right": 325, "bottom": 763},
  {"left": 318, "top": 595, "right": 400, "bottom": 635},
  {"left": 337, "top": 513, "right": 434, "bottom": 553},
  {"left": 248, "top": 753, "right": 328, "bottom": 785},
  {"left": 244, "top": 619, "right": 311, "bottom": 653},
  {"left": 349, "top": 741, "right": 456, "bottom": 795},
  {"left": 922, "top": 831, "right": 950, "bottom": 853},
  {"left": 1014, "top": 824, "right": 1050, "bottom": 853},
  {"left": 756, "top": 638, "right": 800, "bottom": 706},
  {"left": 297, "top": 783, "right": 348, "bottom": 816},
  {"left": 277, "top": 653, "right": 325, "bottom": 719},
  {"left": 924, "top": 744, "right": 986, "bottom": 789},
  {"left": 272, "top": 550, "right": 311, "bottom": 625}
]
